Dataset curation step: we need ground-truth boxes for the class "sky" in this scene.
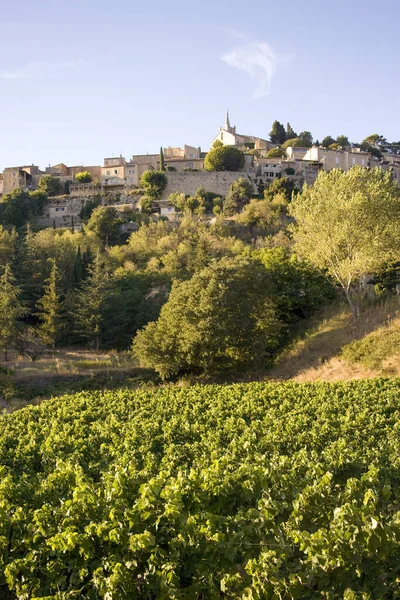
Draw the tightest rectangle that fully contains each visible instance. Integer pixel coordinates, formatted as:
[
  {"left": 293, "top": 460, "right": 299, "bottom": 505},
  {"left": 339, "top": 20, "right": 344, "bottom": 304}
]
[{"left": 0, "top": 0, "right": 399, "bottom": 170}]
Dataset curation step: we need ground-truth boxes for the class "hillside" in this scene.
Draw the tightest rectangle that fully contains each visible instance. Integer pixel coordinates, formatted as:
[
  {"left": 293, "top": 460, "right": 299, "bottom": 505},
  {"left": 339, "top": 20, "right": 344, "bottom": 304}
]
[
  {"left": 268, "top": 298, "right": 400, "bottom": 382},
  {"left": 1, "top": 380, "right": 400, "bottom": 598}
]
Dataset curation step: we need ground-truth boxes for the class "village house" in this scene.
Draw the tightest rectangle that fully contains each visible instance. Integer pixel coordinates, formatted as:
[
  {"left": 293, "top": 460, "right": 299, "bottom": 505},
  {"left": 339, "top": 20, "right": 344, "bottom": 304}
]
[
  {"left": 300, "top": 147, "right": 373, "bottom": 170},
  {"left": 2, "top": 165, "right": 43, "bottom": 194}
]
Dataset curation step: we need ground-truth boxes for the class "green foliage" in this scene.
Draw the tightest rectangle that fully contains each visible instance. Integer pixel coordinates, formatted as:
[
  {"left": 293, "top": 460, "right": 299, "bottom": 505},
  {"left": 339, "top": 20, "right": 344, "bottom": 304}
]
[
  {"left": 73, "top": 252, "right": 111, "bottom": 350},
  {"left": 264, "top": 176, "right": 297, "bottom": 201},
  {"left": 133, "top": 257, "right": 280, "bottom": 378},
  {"left": 204, "top": 145, "right": 245, "bottom": 172},
  {"left": 266, "top": 147, "right": 286, "bottom": 158},
  {"left": 1, "top": 379, "right": 400, "bottom": 597},
  {"left": 286, "top": 122, "right": 297, "bottom": 139},
  {"left": 160, "top": 147, "right": 165, "bottom": 172},
  {"left": 282, "top": 137, "right": 309, "bottom": 149},
  {"left": 342, "top": 323, "right": 400, "bottom": 370},
  {"left": 336, "top": 134, "right": 350, "bottom": 147},
  {"left": 79, "top": 195, "right": 102, "bottom": 221},
  {"left": 224, "top": 177, "right": 254, "bottom": 215},
  {"left": 322, "top": 135, "right": 336, "bottom": 148},
  {"left": 0, "top": 265, "right": 26, "bottom": 359},
  {"left": 75, "top": 171, "right": 93, "bottom": 183},
  {"left": 0, "top": 189, "right": 46, "bottom": 229},
  {"left": 140, "top": 170, "right": 167, "bottom": 201},
  {"left": 329, "top": 142, "right": 341, "bottom": 150},
  {"left": 298, "top": 130, "right": 313, "bottom": 146},
  {"left": 236, "top": 199, "right": 278, "bottom": 231},
  {"left": 38, "top": 174, "right": 62, "bottom": 197},
  {"left": 269, "top": 120, "right": 286, "bottom": 144},
  {"left": 289, "top": 166, "right": 400, "bottom": 316},
  {"left": 85, "top": 206, "right": 122, "bottom": 246},
  {"left": 36, "top": 260, "right": 64, "bottom": 352}
]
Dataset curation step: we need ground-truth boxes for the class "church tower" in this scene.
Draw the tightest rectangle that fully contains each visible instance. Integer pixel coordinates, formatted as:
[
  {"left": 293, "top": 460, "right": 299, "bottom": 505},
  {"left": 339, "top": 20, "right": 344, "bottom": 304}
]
[{"left": 223, "top": 110, "right": 236, "bottom": 134}]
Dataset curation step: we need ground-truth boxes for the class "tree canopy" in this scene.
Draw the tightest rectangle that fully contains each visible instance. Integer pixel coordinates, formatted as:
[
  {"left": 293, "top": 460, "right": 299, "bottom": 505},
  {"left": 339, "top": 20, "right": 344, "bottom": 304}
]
[
  {"left": 289, "top": 166, "right": 400, "bottom": 317},
  {"left": 75, "top": 171, "right": 93, "bottom": 183},
  {"left": 204, "top": 145, "right": 245, "bottom": 172},
  {"left": 140, "top": 170, "right": 168, "bottom": 201}
]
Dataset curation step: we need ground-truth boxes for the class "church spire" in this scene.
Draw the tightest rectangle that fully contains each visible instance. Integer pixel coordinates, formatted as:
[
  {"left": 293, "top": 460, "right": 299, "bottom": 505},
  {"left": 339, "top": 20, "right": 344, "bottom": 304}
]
[{"left": 225, "top": 109, "right": 231, "bottom": 131}]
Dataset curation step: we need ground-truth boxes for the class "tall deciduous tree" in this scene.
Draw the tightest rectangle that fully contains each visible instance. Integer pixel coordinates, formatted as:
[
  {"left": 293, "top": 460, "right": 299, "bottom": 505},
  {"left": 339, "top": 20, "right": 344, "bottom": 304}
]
[
  {"left": 322, "top": 135, "right": 335, "bottom": 148},
  {"left": 269, "top": 120, "right": 286, "bottom": 145},
  {"left": 224, "top": 177, "right": 254, "bottom": 215},
  {"left": 336, "top": 135, "right": 350, "bottom": 147},
  {"left": 38, "top": 175, "right": 62, "bottom": 197},
  {"left": 140, "top": 170, "right": 168, "bottom": 200},
  {"left": 74, "top": 252, "right": 110, "bottom": 350},
  {"left": 289, "top": 167, "right": 400, "bottom": 317},
  {"left": 0, "top": 264, "right": 26, "bottom": 359},
  {"left": 36, "top": 259, "right": 64, "bottom": 354}
]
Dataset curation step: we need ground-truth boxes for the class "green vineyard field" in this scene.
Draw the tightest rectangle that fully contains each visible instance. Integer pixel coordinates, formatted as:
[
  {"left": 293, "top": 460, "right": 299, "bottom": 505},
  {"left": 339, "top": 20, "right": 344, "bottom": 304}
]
[{"left": 1, "top": 379, "right": 400, "bottom": 599}]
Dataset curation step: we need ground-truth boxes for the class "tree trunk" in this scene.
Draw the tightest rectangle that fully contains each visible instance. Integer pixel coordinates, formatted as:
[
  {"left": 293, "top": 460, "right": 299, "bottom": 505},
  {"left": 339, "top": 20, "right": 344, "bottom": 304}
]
[{"left": 344, "top": 287, "right": 358, "bottom": 319}]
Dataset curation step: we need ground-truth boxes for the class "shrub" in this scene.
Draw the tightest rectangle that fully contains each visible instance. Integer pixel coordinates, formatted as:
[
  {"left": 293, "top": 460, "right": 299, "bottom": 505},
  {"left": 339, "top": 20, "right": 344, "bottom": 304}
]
[{"left": 204, "top": 145, "right": 245, "bottom": 171}]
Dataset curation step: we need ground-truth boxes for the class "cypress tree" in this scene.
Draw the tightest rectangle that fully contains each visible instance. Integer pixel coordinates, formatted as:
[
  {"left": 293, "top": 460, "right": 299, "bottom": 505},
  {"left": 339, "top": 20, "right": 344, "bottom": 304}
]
[
  {"left": 160, "top": 146, "right": 166, "bottom": 171},
  {"left": 74, "top": 252, "right": 110, "bottom": 351},
  {"left": 36, "top": 259, "right": 64, "bottom": 355},
  {"left": 286, "top": 122, "right": 297, "bottom": 140},
  {"left": 269, "top": 121, "right": 286, "bottom": 145},
  {"left": 0, "top": 264, "right": 27, "bottom": 360}
]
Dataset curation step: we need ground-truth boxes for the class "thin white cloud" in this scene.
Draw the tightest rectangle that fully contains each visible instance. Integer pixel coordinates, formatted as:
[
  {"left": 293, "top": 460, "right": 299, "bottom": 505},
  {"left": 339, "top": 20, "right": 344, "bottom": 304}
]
[
  {"left": 221, "top": 39, "right": 292, "bottom": 99},
  {"left": 0, "top": 59, "right": 87, "bottom": 80}
]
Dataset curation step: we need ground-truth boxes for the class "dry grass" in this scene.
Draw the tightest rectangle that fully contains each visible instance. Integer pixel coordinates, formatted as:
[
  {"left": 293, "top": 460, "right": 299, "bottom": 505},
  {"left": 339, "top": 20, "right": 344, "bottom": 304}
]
[{"left": 268, "top": 297, "right": 400, "bottom": 382}]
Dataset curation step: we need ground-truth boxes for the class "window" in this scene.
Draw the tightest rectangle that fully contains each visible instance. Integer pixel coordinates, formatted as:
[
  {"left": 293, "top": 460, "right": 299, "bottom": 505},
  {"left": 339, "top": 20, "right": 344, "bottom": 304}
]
[
  {"left": 55, "top": 207, "right": 65, "bottom": 212},
  {"left": 114, "top": 169, "right": 118, "bottom": 175},
  {"left": 106, "top": 170, "right": 110, "bottom": 176},
  {"left": 362, "top": 159, "right": 365, "bottom": 166},
  {"left": 352, "top": 158, "right": 356, "bottom": 165},
  {"left": 336, "top": 157, "right": 340, "bottom": 164}
]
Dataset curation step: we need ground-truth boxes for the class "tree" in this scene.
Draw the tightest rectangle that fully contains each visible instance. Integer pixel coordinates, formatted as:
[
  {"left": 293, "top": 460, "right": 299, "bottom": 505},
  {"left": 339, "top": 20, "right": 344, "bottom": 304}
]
[
  {"left": 36, "top": 259, "right": 64, "bottom": 354},
  {"left": 74, "top": 252, "right": 111, "bottom": 350},
  {"left": 266, "top": 148, "right": 286, "bottom": 158},
  {"left": 282, "top": 137, "right": 310, "bottom": 149},
  {"left": 159, "top": 147, "right": 165, "bottom": 172},
  {"left": 322, "top": 135, "right": 335, "bottom": 148},
  {"left": 328, "top": 142, "right": 341, "bottom": 150},
  {"left": 286, "top": 123, "right": 297, "bottom": 140},
  {"left": 360, "top": 134, "right": 387, "bottom": 158},
  {"left": 75, "top": 171, "right": 93, "bottom": 183},
  {"left": 140, "top": 170, "right": 168, "bottom": 200},
  {"left": 85, "top": 206, "right": 122, "bottom": 246},
  {"left": 224, "top": 177, "right": 254, "bottom": 215},
  {"left": 269, "top": 121, "right": 286, "bottom": 145},
  {"left": 38, "top": 175, "right": 62, "bottom": 197},
  {"left": 289, "top": 166, "right": 400, "bottom": 318},
  {"left": 204, "top": 145, "right": 245, "bottom": 172},
  {"left": 133, "top": 257, "right": 280, "bottom": 378},
  {"left": 298, "top": 131, "right": 313, "bottom": 146},
  {"left": 0, "top": 264, "right": 26, "bottom": 359},
  {"left": 336, "top": 135, "right": 350, "bottom": 147},
  {"left": 0, "top": 189, "right": 46, "bottom": 229},
  {"left": 236, "top": 199, "right": 278, "bottom": 230},
  {"left": 264, "top": 177, "right": 297, "bottom": 202}
]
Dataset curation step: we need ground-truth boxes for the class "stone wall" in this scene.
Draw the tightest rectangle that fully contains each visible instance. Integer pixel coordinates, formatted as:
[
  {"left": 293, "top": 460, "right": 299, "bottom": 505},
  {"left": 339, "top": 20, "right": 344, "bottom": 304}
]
[{"left": 161, "top": 171, "right": 254, "bottom": 199}]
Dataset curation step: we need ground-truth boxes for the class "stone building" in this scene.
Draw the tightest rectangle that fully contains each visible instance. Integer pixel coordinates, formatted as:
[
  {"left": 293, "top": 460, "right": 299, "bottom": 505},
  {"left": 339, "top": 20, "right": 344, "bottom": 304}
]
[
  {"left": 213, "top": 111, "right": 273, "bottom": 152},
  {"left": 2, "top": 165, "right": 43, "bottom": 194}
]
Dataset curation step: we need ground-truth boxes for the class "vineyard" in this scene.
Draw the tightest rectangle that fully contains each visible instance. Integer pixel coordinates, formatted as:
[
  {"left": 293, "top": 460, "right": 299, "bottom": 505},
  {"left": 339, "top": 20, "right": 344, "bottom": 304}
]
[{"left": 1, "top": 380, "right": 400, "bottom": 599}]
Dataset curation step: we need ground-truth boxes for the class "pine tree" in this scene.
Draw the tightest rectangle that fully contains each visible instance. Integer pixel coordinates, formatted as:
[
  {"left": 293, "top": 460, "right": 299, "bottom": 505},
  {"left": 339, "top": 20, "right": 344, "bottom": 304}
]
[
  {"left": 36, "top": 259, "right": 64, "bottom": 355},
  {"left": 269, "top": 121, "right": 286, "bottom": 145},
  {"left": 74, "top": 252, "right": 110, "bottom": 351},
  {"left": 0, "top": 264, "right": 27, "bottom": 360},
  {"left": 160, "top": 146, "right": 165, "bottom": 171},
  {"left": 73, "top": 246, "right": 85, "bottom": 286},
  {"left": 286, "top": 122, "right": 297, "bottom": 140}
]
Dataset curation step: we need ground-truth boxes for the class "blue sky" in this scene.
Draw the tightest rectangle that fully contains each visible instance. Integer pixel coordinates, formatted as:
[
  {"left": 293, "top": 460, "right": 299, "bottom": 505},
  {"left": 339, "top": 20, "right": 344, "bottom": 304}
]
[{"left": 0, "top": 0, "right": 399, "bottom": 170}]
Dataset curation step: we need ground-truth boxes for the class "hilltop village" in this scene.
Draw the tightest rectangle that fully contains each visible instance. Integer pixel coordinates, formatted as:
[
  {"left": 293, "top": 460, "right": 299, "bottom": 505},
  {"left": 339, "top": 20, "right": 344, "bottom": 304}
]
[{"left": 1, "top": 113, "right": 400, "bottom": 231}]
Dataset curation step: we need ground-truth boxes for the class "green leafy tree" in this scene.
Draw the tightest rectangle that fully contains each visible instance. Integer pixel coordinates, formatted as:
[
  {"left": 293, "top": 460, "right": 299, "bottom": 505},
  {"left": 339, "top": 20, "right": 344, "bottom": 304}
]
[
  {"left": 282, "top": 137, "right": 311, "bottom": 149},
  {"left": 159, "top": 147, "right": 165, "bottom": 171},
  {"left": 336, "top": 134, "right": 350, "bottom": 147},
  {"left": 286, "top": 122, "right": 297, "bottom": 140},
  {"left": 0, "top": 189, "right": 46, "bottom": 229},
  {"left": 74, "top": 252, "right": 110, "bottom": 350},
  {"left": 75, "top": 171, "right": 93, "bottom": 183},
  {"left": 289, "top": 166, "right": 400, "bottom": 317},
  {"left": 133, "top": 257, "right": 279, "bottom": 378},
  {"left": 269, "top": 120, "right": 286, "bottom": 144},
  {"left": 329, "top": 142, "right": 341, "bottom": 150},
  {"left": 36, "top": 259, "right": 64, "bottom": 354},
  {"left": 264, "top": 176, "right": 297, "bottom": 201},
  {"left": 204, "top": 145, "right": 245, "bottom": 171},
  {"left": 322, "top": 135, "right": 335, "bottom": 148},
  {"left": 140, "top": 170, "right": 168, "bottom": 201},
  {"left": 38, "top": 175, "right": 62, "bottom": 197},
  {"left": 0, "top": 264, "right": 26, "bottom": 359},
  {"left": 298, "top": 131, "right": 313, "bottom": 146},
  {"left": 85, "top": 206, "right": 122, "bottom": 246},
  {"left": 266, "top": 147, "right": 286, "bottom": 158},
  {"left": 224, "top": 177, "right": 254, "bottom": 215}
]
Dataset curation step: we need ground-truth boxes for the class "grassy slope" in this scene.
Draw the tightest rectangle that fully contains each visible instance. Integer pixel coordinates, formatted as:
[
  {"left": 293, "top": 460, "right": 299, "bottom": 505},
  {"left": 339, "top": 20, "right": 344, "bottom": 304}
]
[{"left": 268, "top": 297, "right": 400, "bottom": 382}]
